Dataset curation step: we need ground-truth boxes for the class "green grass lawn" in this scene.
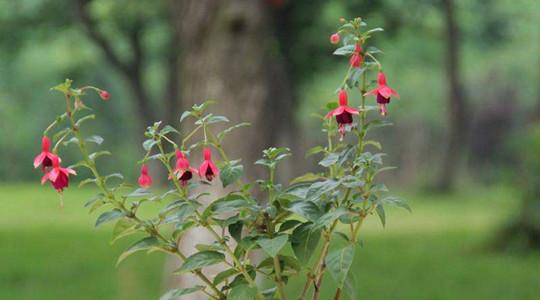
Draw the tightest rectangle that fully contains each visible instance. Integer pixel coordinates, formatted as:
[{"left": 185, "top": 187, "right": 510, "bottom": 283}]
[{"left": 1, "top": 184, "right": 539, "bottom": 300}]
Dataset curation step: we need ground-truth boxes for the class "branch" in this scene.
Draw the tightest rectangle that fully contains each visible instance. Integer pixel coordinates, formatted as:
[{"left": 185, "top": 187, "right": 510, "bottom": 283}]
[{"left": 75, "top": 0, "right": 131, "bottom": 75}]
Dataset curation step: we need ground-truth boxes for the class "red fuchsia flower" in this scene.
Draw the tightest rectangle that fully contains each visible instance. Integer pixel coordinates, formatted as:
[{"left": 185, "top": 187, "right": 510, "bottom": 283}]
[
  {"left": 364, "top": 72, "right": 400, "bottom": 116},
  {"left": 41, "top": 156, "right": 76, "bottom": 192},
  {"left": 199, "top": 148, "right": 219, "bottom": 181},
  {"left": 138, "top": 164, "right": 152, "bottom": 188},
  {"left": 350, "top": 44, "right": 363, "bottom": 68},
  {"left": 99, "top": 90, "right": 110, "bottom": 101},
  {"left": 33, "top": 136, "right": 57, "bottom": 172},
  {"left": 330, "top": 33, "right": 340, "bottom": 44},
  {"left": 325, "top": 90, "right": 360, "bottom": 140},
  {"left": 172, "top": 150, "right": 198, "bottom": 186}
]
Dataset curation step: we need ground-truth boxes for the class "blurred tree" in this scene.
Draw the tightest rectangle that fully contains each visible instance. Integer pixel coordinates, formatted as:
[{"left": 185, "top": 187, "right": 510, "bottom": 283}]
[{"left": 435, "top": 0, "right": 469, "bottom": 191}]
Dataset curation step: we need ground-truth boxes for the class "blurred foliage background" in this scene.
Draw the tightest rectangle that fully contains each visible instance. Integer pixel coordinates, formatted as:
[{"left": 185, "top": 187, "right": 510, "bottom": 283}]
[{"left": 1, "top": 0, "right": 539, "bottom": 299}]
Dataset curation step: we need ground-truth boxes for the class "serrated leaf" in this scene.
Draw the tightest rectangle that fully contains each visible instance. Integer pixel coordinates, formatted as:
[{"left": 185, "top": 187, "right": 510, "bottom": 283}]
[
  {"left": 380, "top": 196, "right": 412, "bottom": 212},
  {"left": 117, "top": 236, "right": 159, "bottom": 266},
  {"left": 289, "top": 173, "right": 324, "bottom": 185},
  {"left": 257, "top": 235, "right": 288, "bottom": 257},
  {"left": 326, "top": 244, "right": 355, "bottom": 288},
  {"left": 126, "top": 188, "right": 152, "bottom": 198},
  {"left": 95, "top": 209, "right": 126, "bottom": 227},
  {"left": 176, "top": 251, "right": 225, "bottom": 273}
]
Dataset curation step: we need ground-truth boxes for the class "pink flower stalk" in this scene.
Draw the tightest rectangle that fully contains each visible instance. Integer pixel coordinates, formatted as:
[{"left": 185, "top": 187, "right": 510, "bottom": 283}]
[
  {"left": 330, "top": 33, "right": 340, "bottom": 44},
  {"left": 41, "top": 156, "right": 76, "bottom": 191},
  {"left": 33, "top": 136, "right": 57, "bottom": 172},
  {"left": 99, "top": 90, "right": 110, "bottom": 101},
  {"left": 172, "top": 150, "right": 198, "bottom": 186},
  {"left": 325, "top": 90, "right": 360, "bottom": 140},
  {"left": 364, "top": 72, "right": 400, "bottom": 116},
  {"left": 199, "top": 148, "right": 219, "bottom": 181},
  {"left": 138, "top": 164, "right": 152, "bottom": 188}
]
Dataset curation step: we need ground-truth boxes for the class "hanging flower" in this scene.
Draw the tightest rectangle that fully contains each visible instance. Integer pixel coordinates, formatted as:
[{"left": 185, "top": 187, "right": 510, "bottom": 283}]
[
  {"left": 41, "top": 156, "right": 76, "bottom": 192},
  {"left": 325, "top": 90, "right": 360, "bottom": 140},
  {"left": 364, "top": 72, "right": 400, "bottom": 116},
  {"left": 138, "top": 164, "right": 152, "bottom": 188},
  {"left": 349, "top": 44, "right": 363, "bottom": 68},
  {"left": 172, "top": 150, "right": 198, "bottom": 186},
  {"left": 199, "top": 148, "right": 219, "bottom": 181},
  {"left": 330, "top": 33, "right": 340, "bottom": 44},
  {"left": 33, "top": 136, "right": 57, "bottom": 172}
]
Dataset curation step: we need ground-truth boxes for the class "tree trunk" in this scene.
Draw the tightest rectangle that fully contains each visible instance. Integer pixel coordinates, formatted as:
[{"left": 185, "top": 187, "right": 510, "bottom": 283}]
[
  {"left": 436, "top": 0, "right": 468, "bottom": 192},
  {"left": 163, "top": 1, "right": 295, "bottom": 298}
]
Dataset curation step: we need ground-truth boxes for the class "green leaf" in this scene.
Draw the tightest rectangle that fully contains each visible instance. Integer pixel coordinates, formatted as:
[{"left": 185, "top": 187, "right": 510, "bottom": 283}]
[
  {"left": 365, "top": 119, "right": 392, "bottom": 132},
  {"left": 217, "top": 122, "right": 250, "bottom": 141},
  {"left": 319, "top": 153, "right": 339, "bottom": 167},
  {"left": 126, "top": 188, "right": 152, "bottom": 198},
  {"left": 375, "top": 204, "right": 386, "bottom": 227},
  {"left": 305, "top": 146, "right": 324, "bottom": 158},
  {"left": 279, "top": 220, "right": 302, "bottom": 232},
  {"left": 257, "top": 235, "right": 289, "bottom": 257},
  {"left": 306, "top": 180, "right": 340, "bottom": 201},
  {"left": 50, "top": 79, "right": 72, "bottom": 93},
  {"left": 78, "top": 178, "right": 97, "bottom": 188},
  {"left": 86, "top": 135, "right": 104, "bottom": 145},
  {"left": 111, "top": 219, "right": 137, "bottom": 243},
  {"left": 312, "top": 208, "right": 349, "bottom": 230},
  {"left": 289, "top": 173, "right": 324, "bottom": 185},
  {"left": 288, "top": 201, "right": 322, "bottom": 222},
  {"left": 326, "top": 244, "right": 355, "bottom": 288},
  {"left": 333, "top": 44, "right": 356, "bottom": 56},
  {"left": 380, "top": 196, "right": 412, "bottom": 212},
  {"left": 213, "top": 268, "right": 239, "bottom": 286},
  {"left": 88, "top": 151, "right": 111, "bottom": 161},
  {"left": 207, "top": 115, "right": 229, "bottom": 124},
  {"left": 229, "top": 221, "right": 243, "bottom": 243},
  {"left": 228, "top": 284, "right": 257, "bottom": 300},
  {"left": 220, "top": 160, "right": 244, "bottom": 188},
  {"left": 143, "top": 139, "right": 158, "bottom": 151},
  {"left": 160, "top": 286, "right": 204, "bottom": 300},
  {"left": 75, "top": 114, "right": 95, "bottom": 126},
  {"left": 117, "top": 236, "right": 159, "bottom": 266},
  {"left": 160, "top": 125, "right": 179, "bottom": 135},
  {"left": 176, "top": 251, "right": 225, "bottom": 273},
  {"left": 180, "top": 111, "right": 194, "bottom": 122},
  {"left": 291, "top": 223, "right": 321, "bottom": 264},
  {"left": 95, "top": 209, "right": 126, "bottom": 227}
]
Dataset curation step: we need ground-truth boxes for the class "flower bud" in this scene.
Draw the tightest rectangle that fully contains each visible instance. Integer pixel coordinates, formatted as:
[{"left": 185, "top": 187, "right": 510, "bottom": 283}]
[
  {"left": 99, "top": 90, "right": 110, "bottom": 101},
  {"left": 330, "top": 33, "right": 340, "bottom": 44}
]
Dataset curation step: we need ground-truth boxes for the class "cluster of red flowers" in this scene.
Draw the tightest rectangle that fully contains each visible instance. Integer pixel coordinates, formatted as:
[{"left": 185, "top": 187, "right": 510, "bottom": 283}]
[
  {"left": 139, "top": 147, "right": 219, "bottom": 188},
  {"left": 34, "top": 136, "right": 76, "bottom": 192},
  {"left": 326, "top": 32, "right": 400, "bottom": 140},
  {"left": 35, "top": 134, "right": 220, "bottom": 192}
]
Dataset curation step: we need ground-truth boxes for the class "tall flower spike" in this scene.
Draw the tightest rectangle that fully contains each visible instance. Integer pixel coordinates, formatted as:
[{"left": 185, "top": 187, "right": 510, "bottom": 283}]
[
  {"left": 33, "top": 136, "right": 58, "bottom": 172},
  {"left": 41, "top": 156, "right": 76, "bottom": 192},
  {"left": 199, "top": 148, "right": 219, "bottom": 182},
  {"left": 172, "top": 150, "right": 198, "bottom": 186},
  {"left": 325, "top": 90, "right": 360, "bottom": 141},
  {"left": 364, "top": 72, "right": 400, "bottom": 116},
  {"left": 138, "top": 164, "right": 152, "bottom": 188}
]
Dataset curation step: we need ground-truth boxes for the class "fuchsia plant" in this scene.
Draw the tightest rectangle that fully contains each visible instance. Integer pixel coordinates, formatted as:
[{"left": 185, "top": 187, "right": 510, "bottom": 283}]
[{"left": 34, "top": 17, "right": 409, "bottom": 300}]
